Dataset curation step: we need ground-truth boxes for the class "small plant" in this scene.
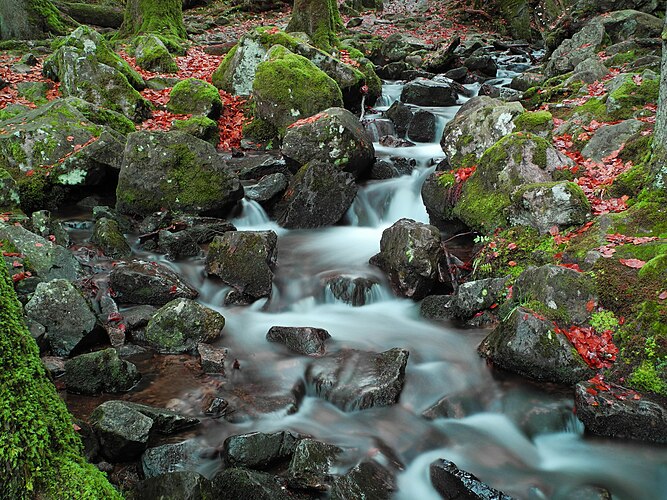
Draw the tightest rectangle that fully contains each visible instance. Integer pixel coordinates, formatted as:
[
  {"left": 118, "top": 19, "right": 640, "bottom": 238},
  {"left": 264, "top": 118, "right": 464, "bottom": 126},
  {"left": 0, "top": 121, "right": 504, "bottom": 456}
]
[{"left": 590, "top": 310, "right": 619, "bottom": 332}]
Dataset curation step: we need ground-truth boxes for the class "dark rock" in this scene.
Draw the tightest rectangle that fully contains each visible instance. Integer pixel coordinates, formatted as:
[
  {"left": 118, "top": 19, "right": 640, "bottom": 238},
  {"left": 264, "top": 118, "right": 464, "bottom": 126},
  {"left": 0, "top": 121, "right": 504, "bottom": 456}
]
[
  {"left": 125, "top": 401, "right": 200, "bottom": 434},
  {"left": 423, "top": 37, "right": 460, "bottom": 74},
  {"left": 245, "top": 173, "right": 289, "bottom": 204},
  {"left": 304, "top": 348, "right": 409, "bottom": 411},
  {"left": 132, "top": 471, "right": 214, "bottom": 500},
  {"left": 90, "top": 400, "right": 154, "bottom": 461},
  {"left": 275, "top": 161, "right": 357, "bottom": 229},
  {"left": 144, "top": 298, "right": 225, "bottom": 354},
  {"left": 420, "top": 295, "right": 453, "bottom": 322},
  {"left": 109, "top": 260, "right": 198, "bottom": 306},
  {"left": 157, "top": 229, "right": 202, "bottom": 259},
  {"left": 447, "top": 277, "right": 510, "bottom": 320},
  {"left": 385, "top": 100, "right": 414, "bottom": 137},
  {"left": 267, "top": 326, "right": 331, "bottom": 356},
  {"left": 223, "top": 430, "right": 301, "bottom": 469},
  {"left": 64, "top": 348, "right": 140, "bottom": 395},
  {"left": 545, "top": 22, "right": 606, "bottom": 77},
  {"left": 509, "top": 72, "right": 544, "bottom": 92},
  {"left": 205, "top": 397, "right": 229, "bottom": 418},
  {"left": 407, "top": 110, "right": 437, "bottom": 143},
  {"left": 400, "top": 78, "right": 458, "bottom": 107},
  {"left": 229, "top": 154, "right": 290, "bottom": 180},
  {"left": 197, "top": 343, "right": 227, "bottom": 374},
  {"left": 430, "top": 458, "right": 515, "bottom": 500},
  {"left": 205, "top": 230, "right": 277, "bottom": 300},
  {"left": 422, "top": 390, "right": 486, "bottom": 420},
  {"left": 378, "top": 135, "right": 415, "bottom": 148},
  {"left": 212, "top": 468, "right": 292, "bottom": 500},
  {"left": 287, "top": 438, "right": 342, "bottom": 490},
  {"left": 330, "top": 460, "right": 396, "bottom": 499},
  {"left": 141, "top": 441, "right": 202, "bottom": 478},
  {"left": 463, "top": 54, "right": 498, "bottom": 77},
  {"left": 370, "top": 218, "right": 443, "bottom": 300},
  {"left": 575, "top": 381, "right": 667, "bottom": 444},
  {"left": 444, "top": 66, "right": 468, "bottom": 83},
  {"left": 380, "top": 33, "right": 428, "bottom": 64},
  {"left": 120, "top": 305, "right": 157, "bottom": 333},
  {"left": 41, "top": 356, "right": 66, "bottom": 378},
  {"left": 478, "top": 83, "right": 500, "bottom": 98},
  {"left": 321, "top": 274, "right": 382, "bottom": 306},
  {"left": 91, "top": 217, "right": 132, "bottom": 259},
  {"left": 377, "top": 61, "right": 411, "bottom": 80}
]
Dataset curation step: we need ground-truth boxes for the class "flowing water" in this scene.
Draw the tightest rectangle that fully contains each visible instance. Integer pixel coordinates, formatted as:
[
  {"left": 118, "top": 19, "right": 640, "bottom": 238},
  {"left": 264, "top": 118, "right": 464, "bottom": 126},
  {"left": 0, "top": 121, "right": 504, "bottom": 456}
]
[{"left": 64, "top": 61, "right": 667, "bottom": 498}]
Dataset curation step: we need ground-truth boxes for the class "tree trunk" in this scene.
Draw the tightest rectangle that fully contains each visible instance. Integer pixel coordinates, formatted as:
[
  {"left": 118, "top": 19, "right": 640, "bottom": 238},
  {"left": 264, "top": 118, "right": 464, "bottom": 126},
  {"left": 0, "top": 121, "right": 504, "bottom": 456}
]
[
  {"left": 287, "top": 0, "right": 343, "bottom": 52},
  {"left": 0, "top": 0, "right": 73, "bottom": 40},
  {"left": 651, "top": 5, "right": 667, "bottom": 188},
  {"left": 117, "top": 0, "right": 187, "bottom": 45}
]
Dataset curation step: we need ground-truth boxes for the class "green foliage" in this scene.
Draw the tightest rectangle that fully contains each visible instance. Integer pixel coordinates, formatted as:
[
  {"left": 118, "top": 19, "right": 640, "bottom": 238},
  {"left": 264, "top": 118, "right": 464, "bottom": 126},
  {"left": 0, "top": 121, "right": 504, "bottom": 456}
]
[
  {"left": 513, "top": 110, "right": 553, "bottom": 135},
  {"left": 628, "top": 360, "right": 667, "bottom": 395},
  {"left": 590, "top": 310, "right": 619, "bottom": 332}
]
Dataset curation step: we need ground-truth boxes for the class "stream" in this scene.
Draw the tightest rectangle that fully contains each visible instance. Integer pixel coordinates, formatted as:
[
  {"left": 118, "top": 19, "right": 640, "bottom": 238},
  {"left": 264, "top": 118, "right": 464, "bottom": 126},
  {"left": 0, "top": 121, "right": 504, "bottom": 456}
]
[{"left": 63, "top": 57, "right": 667, "bottom": 499}]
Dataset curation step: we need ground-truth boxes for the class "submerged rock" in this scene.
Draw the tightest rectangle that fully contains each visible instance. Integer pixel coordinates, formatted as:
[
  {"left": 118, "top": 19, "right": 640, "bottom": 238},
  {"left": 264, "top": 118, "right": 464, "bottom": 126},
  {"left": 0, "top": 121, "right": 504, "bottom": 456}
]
[
  {"left": 321, "top": 274, "right": 383, "bottom": 306},
  {"left": 64, "top": 348, "right": 140, "bottom": 395},
  {"left": 266, "top": 326, "right": 331, "bottom": 356},
  {"left": 109, "top": 260, "right": 198, "bottom": 306},
  {"left": 430, "top": 459, "right": 515, "bottom": 500}
]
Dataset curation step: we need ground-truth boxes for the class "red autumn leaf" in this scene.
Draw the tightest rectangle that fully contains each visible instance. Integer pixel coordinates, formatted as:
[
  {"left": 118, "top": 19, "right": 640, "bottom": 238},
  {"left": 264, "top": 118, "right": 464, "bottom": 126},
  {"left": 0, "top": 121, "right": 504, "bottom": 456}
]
[
  {"left": 585, "top": 300, "right": 596, "bottom": 312},
  {"left": 508, "top": 260, "right": 517, "bottom": 267},
  {"left": 507, "top": 242, "right": 517, "bottom": 250},
  {"left": 619, "top": 258, "right": 646, "bottom": 269},
  {"left": 658, "top": 291, "right": 667, "bottom": 300}
]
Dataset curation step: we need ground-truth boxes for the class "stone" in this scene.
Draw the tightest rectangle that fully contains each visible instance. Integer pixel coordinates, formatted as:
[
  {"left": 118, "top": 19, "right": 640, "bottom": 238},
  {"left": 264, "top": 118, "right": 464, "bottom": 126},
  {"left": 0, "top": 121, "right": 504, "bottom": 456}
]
[
  {"left": 385, "top": 101, "right": 414, "bottom": 137},
  {"left": 24, "top": 279, "right": 99, "bottom": 356},
  {"left": 446, "top": 277, "right": 510, "bottom": 320},
  {"left": 91, "top": 217, "right": 131, "bottom": 259},
  {"left": 144, "top": 298, "right": 225, "bottom": 354},
  {"left": 330, "top": 460, "right": 396, "bottom": 499},
  {"left": 304, "top": 348, "right": 409, "bottom": 411},
  {"left": 420, "top": 295, "right": 454, "bottom": 322},
  {"left": 464, "top": 54, "right": 497, "bottom": 77},
  {"left": 581, "top": 119, "right": 643, "bottom": 162},
  {"left": 109, "top": 260, "right": 198, "bottom": 306},
  {"left": 223, "top": 430, "right": 301, "bottom": 469},
  {"left": 197, "top": 343, "right": 227, "bottom": 374},
  {"left": 0, "top": 168, "right": 20, "bottom": 211},
  {"left": 132, "top": 471, "right": 214, "bottom": 500},
  {"left": 64, "top": 348, "right": 140, "bottom": 395},
  {"left": 287, "top": 439, "right": 342, "bottom": 490},
  {"left": 90, "top": 400, "right": 154, "bottom": 461},
  {"left": 29, "top": 210, "right": 70, "bottom": 248},
  {"left": 212, "top": 468, "right": 292, "bottom": 500},
  {"left": 168, "top": 78, "right": 223, "bottom": 119},
  {"left": 141, "top": 441, "right": 202, "bottom": 478},
  {"left": 370, "top": 218, "right": 442, "bottom": 300},
  {"left": 205, "top": 230, "right": 277, "bottom": 300},
  {"left": 281, "top": 107, "right": 375, "bottom": 180},
  {"left": 266, "top": 326, "right": 331, "bottom": 356},
  {"left": 124, "top": 401, "right": 200, "bottom": 434},
  {"left": 172, "top": 115, "right": 219, "bottom": 145},
  {"left": 245, "top": 173, "right": 288, "bottom": 204},
  {"left": 545, "top": 22, "right": 606, "bottom": 78},
  {"left": 321, "top": 274, "right": 383, "bottom": 306},
  {"left": 430, "top": 459, "right": 515, "bottom": 500},
  {"left": 566, "top": 57, "right": 609, "bottom": 85},
  {"left": 407, "top": 110, "right": 437, "bottom": 143},
  {"left": 400, "top": 78, "right": 458, "bottom": 107},
  {"left": 134, "top": 34, "right": 178, "bottom": 73}
]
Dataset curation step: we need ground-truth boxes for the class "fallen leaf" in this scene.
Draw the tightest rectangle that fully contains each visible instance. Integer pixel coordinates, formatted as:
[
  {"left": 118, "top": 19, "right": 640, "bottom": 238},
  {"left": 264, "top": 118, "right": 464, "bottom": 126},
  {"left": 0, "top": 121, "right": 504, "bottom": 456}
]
[{"left": 619, "top": 258, "right": 646, "bottom": 269}]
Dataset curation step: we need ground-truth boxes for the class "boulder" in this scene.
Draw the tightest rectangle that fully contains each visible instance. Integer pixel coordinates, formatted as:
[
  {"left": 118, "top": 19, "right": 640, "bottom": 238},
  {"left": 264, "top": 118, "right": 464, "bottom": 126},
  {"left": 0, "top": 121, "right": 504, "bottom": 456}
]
[
  {"left": 123, "top": 401, "right": 200, "bottom": 434},
  {"left": 287, "top": 438, "right": 342, "bottom": 490},
  {"left": 109, "top": 259, "right": 198, "bottom": 306},
  {"left": 385, "top": 100, "right": 413, "bottom": 137},
  {"left": 167, "top": 78, "right": 223, "bottom": 119},
  {"left": 132, "top": 471, "right": 213, "bottom": 500},
  {"left": 330, "top": 460, "right": 396, "bottom": 499},
  {"left": 380, "top": 33, "right": 428, "bottom": 63},
  {"left": 0, "top": 168, "right": 20, "bottom": 211},
  {"left": 134, "top": 34, "right": 178, "bottom": 73},
  {"left": 598, "top": 9, "right": 663, "bottom": 43},
  {"left": 172, "top": 116, "right": 219, "bottom": 145},
  {"left": 91, "top": 217, "right": 132, "bottom": 259},
  {"left": 463, "top": 54, "right": 497, "bottom": 77},
  {"left": 275, "top": 161, "right": 357, "bottom": 229},
  {"left": 223, "top": 430, "right": 301, "bottom": 469},
  {"left": 304, "top": 348, "right": 409, "bottom": 411},
  {"left": 445, "top": 277, "right": 510, "bottom": 320},
  {"left": 90, "top": 400, "right": 154, "bottom": 461},
  {"left": 478, "top": 307, "right": 595, "bottom": 385},
  {"left": 400, "top": 78, "right": 458, "bottom": 107},
  {"left": 24, "top": 279, "right": 99, "bottom": 356},
  {"left": 64, "top": 348, "right": 140, "bottom": 394},
  {"left": 321, "top": 274, "right": 383, "bottom": 306},
  {"left": 370, "top": 219, "right": 442, "bottom": 300},
  {"left": 565, "top": 57, "right": 609, "bottom": 85},
  {"left": 581, "top": 119, "right": 643, "bottom": 162},
  {"left": 205, "top": 230, "right": 277, "bottom": 301},
  {"left": 116, "top": 130, "right": 243, "bottom": 218},
  {"left": 545, "top": 22, "right": 607, "bottom": 77},
  {"left": 407, "top": 110, "right": 437, "bottom": 143},
  {"left": 430, "top": 459, "right": 514, "bottom": 500},
  {"left": 245, "top": 173, "right": 288, "bottom": 205},
  {"left": 212, "top": 468, "right": 291, "bottom": 500},
  {"left": 281, "top": 107, "right": 375, "bottom": 180},
  {"left": 144, "top": 298, "right": 225, "bottom": 354},
  {"left": 266, "top": 326, "right": 331, "bottom": 356},
  {"left": 155, "top": 215, "right": 236, "bottom": 259},
  {"left": 440, "top": 96, "right": 524, "bottom": 168},
  {"left": 141, "top": 440, "right": 202, "bottom": 478},
  {"left": 197, "top": 343, "right": 227, "bottom": 374},
  {"left": 29, "top": 210, "right": 70, "bottom": 248}
]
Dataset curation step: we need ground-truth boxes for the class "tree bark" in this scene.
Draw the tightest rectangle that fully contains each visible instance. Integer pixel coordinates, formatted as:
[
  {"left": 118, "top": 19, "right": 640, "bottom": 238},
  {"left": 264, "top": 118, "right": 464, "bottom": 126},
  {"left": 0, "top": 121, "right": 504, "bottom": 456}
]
[
  {"left": 117, "top": 0, "right": 187, "bottom": 44},
  {"left": 0, "top": 0, "right": 73, "bottom": 40},
  {"left": 651, "top": 4, "right": 667, "bottom": 188},
  {"left": 287, "top": 0, "right": 343, "bottom": 51}
]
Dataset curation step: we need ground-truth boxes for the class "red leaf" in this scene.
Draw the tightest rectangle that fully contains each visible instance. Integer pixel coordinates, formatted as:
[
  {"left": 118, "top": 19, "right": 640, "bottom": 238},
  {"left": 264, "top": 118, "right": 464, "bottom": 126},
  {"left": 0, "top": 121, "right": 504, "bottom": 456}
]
[
  {"left": 586, "top": 300, "right": 596, "bottom": 313},
  {"left": 619, "top": 258, "right": 646, "bottom": 269},
  {"left": 507, "top": 242, "right": 517, "bottom": 250},
  {"left": 659, "top": 291, "right": 667, "bottom": 300}
]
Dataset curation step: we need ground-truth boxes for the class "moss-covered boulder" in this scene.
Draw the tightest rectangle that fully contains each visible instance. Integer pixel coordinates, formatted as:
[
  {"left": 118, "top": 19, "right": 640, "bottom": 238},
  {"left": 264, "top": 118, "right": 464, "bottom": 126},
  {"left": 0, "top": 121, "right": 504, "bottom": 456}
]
[
  {"left": 116, "top": 130, "right": 243, "bottom": 218},
  {"left": 513, "top": 110, "right": 553, "bottom": 138},
  {"left": 205, "top": 230, "right": 277, "bottom": 302},
  {"left": 64, "top": 348, "right": 141, "bottom": 395},
  {"left": 167, "top": 78, "right": 223, "bottom": 119},
  {"left": 134, "top": 34, "right": 178, "bottom": 73},
  {"left": 0, "top": 167, "right": 20, "bottom": 211},
  {"left": 172, "top": 115, "right": 219, "bottom": 145},
  {"left": 91, "top": 217, "right": 132, "bottom": 259},
  {"left": 281, "top": 107, "right": 374, "bottom": 180},
  {"left": 440, "top": 96, "right": 524, "bottom": 168},
  {"left": 253, "top": 45, "right": 343, "bottom": 133},
  {"left": 605, "top": 72, "right": 659, "bottom": 120},
  {"left": 0, "top": 253, "right": 120, "bottom": 498},
  {"left": 144, "top": 298, "right": 225, "bottom": 354}
]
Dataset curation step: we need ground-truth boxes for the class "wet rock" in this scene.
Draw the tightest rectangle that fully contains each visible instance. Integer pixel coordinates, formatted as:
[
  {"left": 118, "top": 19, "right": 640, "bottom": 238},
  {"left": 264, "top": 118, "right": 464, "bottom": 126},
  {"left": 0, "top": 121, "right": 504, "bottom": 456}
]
[
  {"left": 144, "top": 298, "right": 225, "bottom": 354},
  {"left": 545, "top": 22, "right": 606, "bottom": 78},
  {"left": 64, "top": 348, "right": 140, "bottom": 395},
  {"left": 168, "top": 78, "right": 223, "bottom": 119},
  {"left": 157, "top": 229, "right": 202, "bottom": 259},
  {"left": 447, "top": 277, "right": 510, "bottom": 320},
  {"left": 370, "top": 218, "right": 443, "bottom": 300},
  {"left": 212, "top": 468, "right": 292, "bottom": 500},
  {"left": 223, "top": 430, "right": 301, "bottom": 469},
  {"left": 41, "top": 356, "right": 66, "bottom": 378},
  {"left": 24, "top": 279, "right": 99, "bottom": 356},
  {"left": 125, "top": 401, "right": 200, "bottom": 434},
  {"left": 205, "top": 230, "right": 277, "bottom": 300},
  {"left": 229, "top": 154, "right": 290, "bottom": 180},
  {"left": 245, "top": 173, "right": 289, "bottom": 205},
  {"left": 134, "top": 34, "right": 178, "bottom": 73},
  {"left": 444, "top": 66, "right": 468, "bottom": 83},
  {"left": 509, "top": 181, "right": 591, "bottom": 235},
  {"left": 90, "top": 400, "right": 154, "bottom": 461},
  {"left": 407, "top": 110, "right": 437, "bottom": 143},
  {"left": 478, "top": 307, "right": 595, "bottom": 385},
  {"left": 304, "top": 348, "right": 409, "bottom": 411},
  {"left": 141, "top": 440, "right": 202, "bottom": 478},
  {"left": 322, "top": 274, "right": 382, "bottom": 306},
  {"left": 132, "top": 471, "right": 214, "bottom": 500},
  {"left": 420, "top": 295, "right": 453, "bottom": 322},
  {"left": 275, "top": 161, "right": 357, "bottom": 229},
  {"left": 155, "top": 215, "right": 236, "bottom": 259},
  {"left": 423, "top": 37, "right": 460, "bottom": 74},
  {"left": 581, "top": 119, "right": 642, "bottom": 162},
  {"left": 330, "top": 460, "right": 396, "bottom": 499},
  {"left": 121, "top": 305, "right": 157, "bottom": 334},
  {"left": 422, "top": 390, "right": 486, "bottom": 420},
  {"left": 29, "top": 210, "right": 70, "bottom": 248},
  {"left": 400, "top": 78, "right": 458, "bottom": 107},
  {"left": 478, "top": 83, "right": 500, "bottom": 98},
  {"left": 116, "top": 130, "right": 243, "bottom": 218},
  {"left": 282, "top": 107, "right": 375, "bottom": 180},
  {"left": 171, "top": 115, "right": 219, "bottom": 145},
  {"left": 574, "top": 381, "right": 667, "bottom": 444},
  {"left": 197, "top": 343, "right": 227, "bottom": 374},
  {"left": 509, "top": 72, "right": 544, "bottom": 92},
  {"left": 385, "top": 100, "right": 414, "bottom": 137},
  {"left": 109, "top": 260, "right": 198, "bottom": 306},
  {"left": 267, "top": 326, "right": 331, "bottom": 356},
  {"left": 464, "top": 54, "right": 497, "bottom": 77},
  {"left": 430, "top": 458, "right": 515, "bottom": 500},
  {"left": 380, "top": 33, "right": 428, "bottom": 64},
  {"left": 91, "top": 217, "right": 132, "bottom": 259},
  {"left": 287, "top": 438, "right": 342, "bottom": 490},
  {"left": 378, "top": 135, "right": 415, "bottom": 148},
  {"left": 205, "top": 396, "right": 229, "bottom": 418}
]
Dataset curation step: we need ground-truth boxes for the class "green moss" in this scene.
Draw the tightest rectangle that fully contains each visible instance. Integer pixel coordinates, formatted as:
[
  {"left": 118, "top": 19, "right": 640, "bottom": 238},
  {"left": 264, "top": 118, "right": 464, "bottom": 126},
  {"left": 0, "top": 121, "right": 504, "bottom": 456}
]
[
  {"left": 133, "top": 34, "right": 178, "bottom": 73},
  {"left": 628, "top": 361, "right": 667, "bottom": 395},
  {"left": 454, "top": 174, "right": 510, "bottom": 233},
  {"left": 514, "top": 110, "right": 553, "bottom": 135},
  {"left": 608, "top": 195, "right": 667, "bottom": 237},
  {"left": 608, "top": 76, "right": 659, "bottom": 120},
  {"left": 168, "top": 78, "right": 222, "bottom": 118},
  {"left": 211, "top": 44, "right": 238, "bottom": 90},
  {"left": 608, "top": 50, "right": 636, "bottom": 67},
  {"left": 590, "top": 309, "right": 619, "bottom": 332},
  {"left": 116, "top": 0, "right": 187, "bottom": 48},
  {"left": 573, "top": 97, "right": 611, "bottom": 121},
  {"left": 172, "top": 116, "right": 219, "bottom": 145},
  {"left": 242, "top": 117, "right": 278, "bottom": 143}
]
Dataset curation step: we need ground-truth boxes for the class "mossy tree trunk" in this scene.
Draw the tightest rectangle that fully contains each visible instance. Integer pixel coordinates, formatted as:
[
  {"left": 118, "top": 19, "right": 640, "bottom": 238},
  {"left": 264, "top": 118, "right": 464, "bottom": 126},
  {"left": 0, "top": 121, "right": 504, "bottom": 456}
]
[
  {"left": 0, "top": 0, "right": 74, "bottom": 40},
  {"left": 117, "top": 0, "right": 187, "bottom": 46},
  {"left": 286, "top": 0, "right": 343, "bottom": 52},
  {"left": 651, "top": 5, "right": 667, "bottom": 188},
  {"left": 0, "top": 263, "right": 121, "bottom": 498}
]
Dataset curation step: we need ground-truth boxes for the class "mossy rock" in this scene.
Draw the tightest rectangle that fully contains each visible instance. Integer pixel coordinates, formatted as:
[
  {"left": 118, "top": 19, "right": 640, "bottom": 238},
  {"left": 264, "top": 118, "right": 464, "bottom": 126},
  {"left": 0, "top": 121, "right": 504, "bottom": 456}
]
[
  {"left": 134, "top": 34, "right": 179, "bottom": 73},
  {"left": 172, "top": 115, "right": 219, "bottom": 145},
  {"left": 64, "top": 348, "right": 141, "bottom": 395},
  {"left": 16, "top": 81, "right": 50, "bottom": 105},
  {"left": 0, "top": 167, "right": 20, "bottom": 211},
  {"left": 91, "top": 217, "right": 132, "bottom": 259},
  {"left": 513, "top": 110, "right": 553, "bottom": 138},
  {"left": 606, "top": 74, "right": 659, "bottom": 120},
  {"left": 167, "top": 78, "right": 223, "bottom": 119}
]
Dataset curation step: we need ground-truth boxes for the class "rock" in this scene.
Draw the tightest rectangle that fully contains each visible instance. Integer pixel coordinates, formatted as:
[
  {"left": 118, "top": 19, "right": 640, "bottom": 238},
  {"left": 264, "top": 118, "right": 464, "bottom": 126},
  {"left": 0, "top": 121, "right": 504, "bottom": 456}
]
[
  {"left": 440, "top": 96, "right": 524, "bottom": 168},
  {"left": 144, "top": 298, "right": 225, "bottom": 354},
  {"left": 29, "top": 210, "right": 70, "bottom": 248},
  {"left": 447, "top": 277, "right": 510, "bottom": 320},
  {"left": 120, "top": 304, "right": 157, "bottom": 333},
  {"left": 478, "top": 83, "right": 500, "bottom": 98},
  {"left": 478, "top": 307, "right": 595, "bottom": 385},
  {"left": 132, "top": 471, "right": 213, "bottom": 500},
  {"left": 509, "top": 181, "right": 591, "bottom": 235},
  {"left": 141, "top": 441, "right": 202, "bottom": 478},
  {"left": 420, "top": 295, "right": 453, "bottom": 322},
  {"left": 172, "top": 116, "right": 219, "bottom": 145},
  {"left": 0, "top": 168, "right": 20, "bottom": 211},
  {"left": 514, "top": 265, "right": 597, "bottom": 325},
  {"left": 91, "top": 217, "right": 132, "bottom": 259},
  {"left": 287, "top": 438, "right": 342, "bottom": 490},
  {"left": 378, "top": 135, "right": 415, "bottom": 148},
  {"left": 157, "top": 229, "right": 202, "bottom": 259},
  {"left": 229, "top": 154, "right": 289, "bottom": 180},
  {"left": 253, "top": 45, "right": 343, "bottom": 132},
  {"left": 64, "top": 348, "right": 140, "bottom": 395},
  {"left": 598, "top": 9, "right": 663, "bottom": 43},
  {"left": 380, "top": 33, "right": 428, "bottom": 63},
  {"left": 41, "top": 355, "right": 66, "bottom": 378},
  {"left": 407, "top": 110, "right": 437, "bottom": 143},
  {"left": 125, "top": 401, "right": 200, "bottom": 434},
  {"left": 330, "top": 460, "right": 396, "bottom": 499},
  {"left": 197, "top": 343, "right": 227, "bottom": 374},
  {"left": 464, "top": 54, "right": 497, "bottom": 77},
  {"left": 223, "top": 430, "right": 301, "bottom": 469},
  {"left": 385, "top": 101, "right": 414, "bottom": 137},
  {"left": 423, "top": 37, "right": 460, "bottom": 74},
  {"left": 43, "top": 26, "right": 149, "bottom": 121},
  {"left": 205, "top": 230, "right": 277, "bottom": 300},
  {"left": 430, "top": 459, "right": 515, "bottom": 500},
  {"left": 566, "top": 57, "right": 609, "bottom": 85},
  {"left": 90, "top": 400, "right": 154, "bottom": 461},
  {"left": 304, "top": 348, "right": 409, "bottom": 411},
  {"left": 116, "top": 130, "right": 243, "bottom": 218},
  {"left": 155, "top": 215, "right": 236, "bottom": 259},
  {"left": 445, "top": 66, "right": 468, "bottom": 83},
  {"left": 212, "top": 468, "right": 292, "bottom": 500},
  {"left": 24, "top": 279, "right": 99, "bottom": 356},
  {"left": 110, "top": 260, "right": 198, "bottom": 306},
  {"left": 370, "top": 218, "right": 442, "bottom": 300},
  {"left": 134, "top": 34, "right": 178, "bottom": 73},
  {"left": 545, "top": 22, "right": 606, "bottom": 78},
  {"left": 282, "top": 107, "right": 375, "bottom": 180},
  {"left": 321, "top": 274, "right": 382, "bottom": 306},
  {"left": 168, "top": 78, "right": 223, "bottom": 119},
  {"left": 510, "top": 72, "right": 544, "bottom": 92},
  {"left": 245, "top": 173, "right": 289, "bottom": 204},
  {"left": 574, "top": 381, "right": 667, "bottom": 444},
  {"left": 581, "top": 119, "right": 643, "bottom": 162},
  {"left": 266, "top": 326, "right": 331, "bottom": 356},
  {"left": 422, "top": 389, "right": 486, "bottom": 420},
  {"left": 400, "top": 78, "right": 458, "bottom": 107},
  {"left": 275, "top": 161, "right": 357, "bottom": 229}
]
